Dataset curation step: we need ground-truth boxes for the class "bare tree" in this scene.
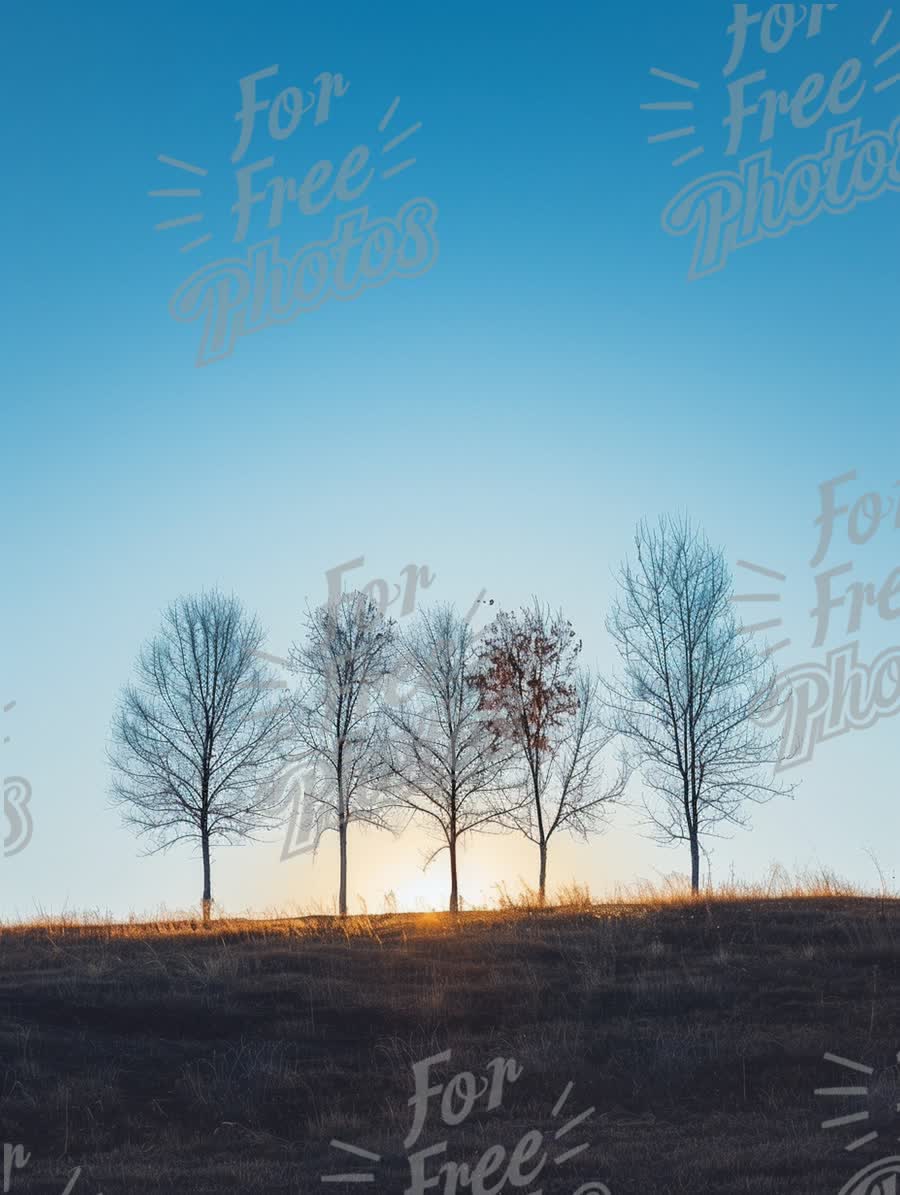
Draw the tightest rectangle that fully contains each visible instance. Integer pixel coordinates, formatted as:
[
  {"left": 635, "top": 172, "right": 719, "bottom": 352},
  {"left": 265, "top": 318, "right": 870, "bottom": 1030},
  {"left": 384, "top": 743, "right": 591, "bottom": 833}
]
[
  {"left": 289, "top": 592, "right": 396, "bottom": 916},
  {"left": 606, "top": 515, "right": 791, "bottom": 893},
  {"left": 383, "top": 604, "right": 516, "bottom": 913},
  {"left": 110, "top": 590, "right": 291, "bottom": 924},
  {"left": 470, "top": 602, "right": 624, "bottom": 903}
]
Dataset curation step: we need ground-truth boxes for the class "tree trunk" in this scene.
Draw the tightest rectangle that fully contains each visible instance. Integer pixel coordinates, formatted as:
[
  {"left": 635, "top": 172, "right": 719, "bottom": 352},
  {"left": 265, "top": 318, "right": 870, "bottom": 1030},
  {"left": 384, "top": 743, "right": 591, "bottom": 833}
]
[
  {"left": 338, "top": 816, "right": 348, "bottom": 917},
  {"left": 538, "top": 840, "right": 548, "bottom": 906},
  {"left": 201, "top": 828, "right": 212, "bottom": 925},
  {"left": 690, "top": 833, "right": 700, "bottom": 895},
  {"left": 449, "top": 836, "right": 459, "bottom": 914}
]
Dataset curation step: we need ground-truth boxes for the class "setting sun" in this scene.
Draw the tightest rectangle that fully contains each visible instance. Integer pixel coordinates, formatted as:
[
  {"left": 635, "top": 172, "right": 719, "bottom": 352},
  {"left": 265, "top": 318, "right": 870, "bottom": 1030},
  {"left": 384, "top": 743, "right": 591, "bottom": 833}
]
[{"left": 389, "top": 859, "right": 494, "bottom": 912}]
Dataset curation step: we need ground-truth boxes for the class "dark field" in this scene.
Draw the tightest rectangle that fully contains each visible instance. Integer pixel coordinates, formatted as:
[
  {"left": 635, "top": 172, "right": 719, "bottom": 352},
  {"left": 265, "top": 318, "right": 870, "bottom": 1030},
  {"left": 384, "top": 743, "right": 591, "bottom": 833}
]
[{"left": 1, "top": 898, "right": 899, "bottom": 1194}]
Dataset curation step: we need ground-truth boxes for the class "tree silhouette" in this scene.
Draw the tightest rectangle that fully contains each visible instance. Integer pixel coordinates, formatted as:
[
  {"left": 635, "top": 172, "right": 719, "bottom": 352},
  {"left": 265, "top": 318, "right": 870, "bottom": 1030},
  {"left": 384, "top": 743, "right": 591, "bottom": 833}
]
[
  {"left": 470, "top": 601, "right": 623, "bottom": 902},
  {"left": 384, "top": 604, "right": 516, "bottom": 912},
  {"left": 607, "top": 516, "right": 791, "bottom": 892},
  {"left": 110, "top": 590, "right": 290, "bottom": 924},
  {"left": 289, "top": 592, "right": 396, "bottom": 917}
]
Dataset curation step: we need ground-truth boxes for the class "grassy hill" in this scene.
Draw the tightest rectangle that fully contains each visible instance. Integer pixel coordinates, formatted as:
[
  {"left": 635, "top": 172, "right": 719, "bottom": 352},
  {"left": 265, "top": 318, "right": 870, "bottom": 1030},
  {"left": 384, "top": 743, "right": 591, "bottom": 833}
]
[{"left": 1, "top": 896, "right": 899, "bottom": 1193}]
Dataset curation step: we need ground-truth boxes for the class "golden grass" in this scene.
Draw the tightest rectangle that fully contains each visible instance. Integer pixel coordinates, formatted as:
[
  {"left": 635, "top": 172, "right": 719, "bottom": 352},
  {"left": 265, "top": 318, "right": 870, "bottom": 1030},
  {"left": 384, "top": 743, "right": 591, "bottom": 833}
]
[{"left": 0, "top": 865, "right": 887, "bottom": 940}]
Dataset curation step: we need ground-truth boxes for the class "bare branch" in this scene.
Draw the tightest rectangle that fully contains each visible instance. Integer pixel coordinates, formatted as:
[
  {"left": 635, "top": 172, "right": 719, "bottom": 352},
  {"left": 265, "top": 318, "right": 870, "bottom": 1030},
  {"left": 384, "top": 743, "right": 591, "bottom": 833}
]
[{"left": 606, "top": 515, "right": 795, "bottom": 891}]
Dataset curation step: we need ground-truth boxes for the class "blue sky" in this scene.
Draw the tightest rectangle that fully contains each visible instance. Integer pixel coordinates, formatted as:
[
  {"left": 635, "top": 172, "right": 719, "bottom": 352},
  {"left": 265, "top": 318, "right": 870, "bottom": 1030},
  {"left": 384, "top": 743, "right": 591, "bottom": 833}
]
[{"left": 4, "top": 1, "right": 900, "bottom": 917}]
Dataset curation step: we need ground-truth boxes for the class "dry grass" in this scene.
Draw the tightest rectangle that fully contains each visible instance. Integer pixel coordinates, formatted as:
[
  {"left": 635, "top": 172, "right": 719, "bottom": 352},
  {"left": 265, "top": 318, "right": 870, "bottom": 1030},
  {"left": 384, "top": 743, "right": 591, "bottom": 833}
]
[
  {"left": 0, "top": 882, "right": 898, "bottom": 1192},
  {"left": 1, "top": 865, "right": 877, "bottom": 938}
]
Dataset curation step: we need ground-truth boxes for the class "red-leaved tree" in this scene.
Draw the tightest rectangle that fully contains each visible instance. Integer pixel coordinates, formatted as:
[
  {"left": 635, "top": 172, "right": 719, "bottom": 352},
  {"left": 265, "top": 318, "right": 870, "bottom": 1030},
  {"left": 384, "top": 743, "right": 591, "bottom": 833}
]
[{"left": 470, "top": 601, "right": 622, "bottom": 903}]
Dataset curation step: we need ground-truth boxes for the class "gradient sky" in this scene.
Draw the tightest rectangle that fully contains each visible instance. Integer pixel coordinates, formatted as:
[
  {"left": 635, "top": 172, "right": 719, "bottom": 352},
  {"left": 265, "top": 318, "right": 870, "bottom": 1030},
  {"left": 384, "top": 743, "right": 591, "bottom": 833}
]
[{"left": 4, "top": 1, "right": 900, "bottom": 918}]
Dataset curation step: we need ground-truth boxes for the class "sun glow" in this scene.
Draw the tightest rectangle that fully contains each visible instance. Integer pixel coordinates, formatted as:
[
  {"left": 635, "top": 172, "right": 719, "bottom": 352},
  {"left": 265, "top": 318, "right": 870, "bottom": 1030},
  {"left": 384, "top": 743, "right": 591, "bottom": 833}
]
[{"left": 387, "top": 863, "right": 492, "bottom": 913}]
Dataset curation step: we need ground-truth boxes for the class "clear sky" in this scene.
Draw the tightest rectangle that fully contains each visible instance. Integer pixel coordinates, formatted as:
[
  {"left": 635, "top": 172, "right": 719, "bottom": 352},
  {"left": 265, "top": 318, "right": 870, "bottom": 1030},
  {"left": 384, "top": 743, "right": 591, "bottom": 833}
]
[{"left": 4, "top": 1, "right": 900, "bottom": 917}]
